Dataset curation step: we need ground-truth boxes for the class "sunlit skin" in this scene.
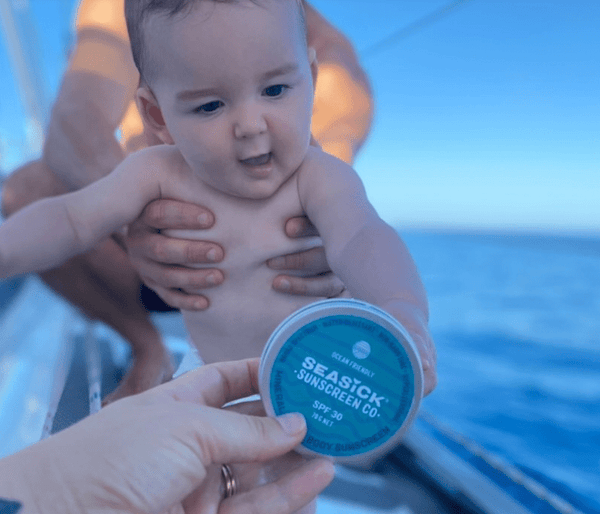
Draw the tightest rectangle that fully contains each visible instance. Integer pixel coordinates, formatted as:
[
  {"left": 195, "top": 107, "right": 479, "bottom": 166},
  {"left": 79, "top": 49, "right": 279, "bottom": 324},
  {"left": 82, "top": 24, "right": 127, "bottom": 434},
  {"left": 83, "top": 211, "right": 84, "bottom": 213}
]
[{"left": 0, "top": 0, "right": 436, "bottom": 394}]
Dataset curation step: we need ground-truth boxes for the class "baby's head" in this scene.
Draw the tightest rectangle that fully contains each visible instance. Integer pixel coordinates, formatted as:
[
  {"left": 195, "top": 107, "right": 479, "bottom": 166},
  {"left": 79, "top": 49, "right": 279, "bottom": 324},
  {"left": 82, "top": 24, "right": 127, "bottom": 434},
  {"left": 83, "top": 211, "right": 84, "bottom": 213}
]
[
  {"left": 125, "top": 0, "right": 317, "bottom": 200},
  {"left": 125, "top": 0, "right": 307, "bottom": 85}
]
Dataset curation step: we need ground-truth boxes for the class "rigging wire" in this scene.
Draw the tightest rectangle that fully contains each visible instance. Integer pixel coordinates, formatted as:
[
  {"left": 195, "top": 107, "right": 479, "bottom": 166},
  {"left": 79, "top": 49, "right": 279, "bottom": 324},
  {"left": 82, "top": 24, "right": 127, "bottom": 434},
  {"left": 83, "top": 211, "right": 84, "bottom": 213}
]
[{"left": 361, "top": 0, "right": 475, "bottom": 59}]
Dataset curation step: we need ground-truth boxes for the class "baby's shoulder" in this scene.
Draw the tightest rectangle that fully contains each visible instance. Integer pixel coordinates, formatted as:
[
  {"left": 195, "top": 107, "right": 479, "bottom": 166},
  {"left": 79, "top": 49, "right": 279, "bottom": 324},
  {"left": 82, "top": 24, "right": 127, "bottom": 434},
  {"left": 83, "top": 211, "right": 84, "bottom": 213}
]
[
  {"left": 300, "top": 145, "right": 338, "bottom": 169},
  {"left": 121, "top": 145, "right": 187, "bottom": 180},
  {"left": 297, "top": 146, "right": 357, "bottom": 186},
  {"left": 127, "top": 144, "right": 184, "bottom": 167}
]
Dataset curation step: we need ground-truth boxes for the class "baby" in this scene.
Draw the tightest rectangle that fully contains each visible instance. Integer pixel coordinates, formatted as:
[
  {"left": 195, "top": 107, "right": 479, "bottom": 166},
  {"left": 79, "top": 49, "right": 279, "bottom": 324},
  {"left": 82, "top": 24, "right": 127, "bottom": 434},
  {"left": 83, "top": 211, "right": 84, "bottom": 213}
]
[{"left": 0, "top": 0, "right": 435, "bottom": 392}]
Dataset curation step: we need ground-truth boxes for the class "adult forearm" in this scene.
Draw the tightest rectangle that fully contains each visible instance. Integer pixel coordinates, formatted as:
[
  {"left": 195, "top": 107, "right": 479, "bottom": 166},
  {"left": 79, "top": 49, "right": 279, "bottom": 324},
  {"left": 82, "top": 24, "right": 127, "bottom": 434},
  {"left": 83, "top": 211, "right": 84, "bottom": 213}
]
[
  {"left": 0, "top": 450, "right": 51, "bottom": 514},
  {"left": 42, "top": 73, "right": 128, "bottom": 191},
  {"left": 305, "top": 2, "right": 374, "bottom": 163},
  {"left": 0, "top": 439, "right": 83, "bottom": 514},
  {"left": 42, "top": 6, "right": 141, "bottom": 190}
]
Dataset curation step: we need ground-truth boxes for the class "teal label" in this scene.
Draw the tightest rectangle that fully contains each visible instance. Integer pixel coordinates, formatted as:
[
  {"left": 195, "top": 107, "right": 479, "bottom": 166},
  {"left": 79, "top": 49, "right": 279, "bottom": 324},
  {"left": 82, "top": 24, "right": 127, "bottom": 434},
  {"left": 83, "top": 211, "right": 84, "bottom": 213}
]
[{"left": 269, "top": 314, "right": 416, "bottom": 458}]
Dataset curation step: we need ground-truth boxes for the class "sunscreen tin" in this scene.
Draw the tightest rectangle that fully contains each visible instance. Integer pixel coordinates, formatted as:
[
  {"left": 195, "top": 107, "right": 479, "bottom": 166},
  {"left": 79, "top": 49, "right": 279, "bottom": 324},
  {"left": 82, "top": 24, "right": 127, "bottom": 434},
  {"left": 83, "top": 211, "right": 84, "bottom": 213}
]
[{"left": 259, "top": 299, "right": 423, "bottom": 464}]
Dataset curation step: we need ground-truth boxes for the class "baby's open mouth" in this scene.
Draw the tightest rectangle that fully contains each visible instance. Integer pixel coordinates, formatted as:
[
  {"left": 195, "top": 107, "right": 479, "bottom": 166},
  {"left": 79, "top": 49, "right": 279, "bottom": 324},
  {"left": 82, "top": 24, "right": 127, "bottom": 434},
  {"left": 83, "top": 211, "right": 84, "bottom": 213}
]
[{"left": 240, "top": 153, "right": 272, "bottom": 166}]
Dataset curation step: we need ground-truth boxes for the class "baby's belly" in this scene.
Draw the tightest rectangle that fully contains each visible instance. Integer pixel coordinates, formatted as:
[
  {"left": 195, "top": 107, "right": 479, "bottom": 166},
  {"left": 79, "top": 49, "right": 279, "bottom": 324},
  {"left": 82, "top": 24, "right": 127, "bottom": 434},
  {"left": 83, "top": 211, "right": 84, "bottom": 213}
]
[{"left": 182, "top": 265, "right": 324, "bottom": 364}]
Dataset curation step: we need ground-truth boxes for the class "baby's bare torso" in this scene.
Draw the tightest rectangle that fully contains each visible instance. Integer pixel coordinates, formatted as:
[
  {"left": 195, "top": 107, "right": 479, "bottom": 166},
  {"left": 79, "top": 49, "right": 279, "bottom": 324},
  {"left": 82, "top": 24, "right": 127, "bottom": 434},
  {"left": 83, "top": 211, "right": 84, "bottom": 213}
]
[{"left": 159, "top": 156, "right": 325, "bottom": 363}]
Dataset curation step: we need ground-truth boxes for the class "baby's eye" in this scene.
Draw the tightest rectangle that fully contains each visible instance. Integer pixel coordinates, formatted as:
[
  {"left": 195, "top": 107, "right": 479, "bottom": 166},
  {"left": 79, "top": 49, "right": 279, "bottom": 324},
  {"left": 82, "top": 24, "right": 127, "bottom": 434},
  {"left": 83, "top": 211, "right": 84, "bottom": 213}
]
[
  {"left": 194, "top": 100, "right": 224, "bottom": 114},
  {"left": 263, "top": 84, "right": 289, "bottom": 97}
]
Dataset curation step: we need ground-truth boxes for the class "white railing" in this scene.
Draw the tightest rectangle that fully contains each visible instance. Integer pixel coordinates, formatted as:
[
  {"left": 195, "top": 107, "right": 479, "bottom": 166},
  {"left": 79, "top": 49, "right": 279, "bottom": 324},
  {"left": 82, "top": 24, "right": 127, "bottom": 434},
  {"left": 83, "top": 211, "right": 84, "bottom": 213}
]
[{"left": 0, "top": 277, "right": 76, "bottom": 458}]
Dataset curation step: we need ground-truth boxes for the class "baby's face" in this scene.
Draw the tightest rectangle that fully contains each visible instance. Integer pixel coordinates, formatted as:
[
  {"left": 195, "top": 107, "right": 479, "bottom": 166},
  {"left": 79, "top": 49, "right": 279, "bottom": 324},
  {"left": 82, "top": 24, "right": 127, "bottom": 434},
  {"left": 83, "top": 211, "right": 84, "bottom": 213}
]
[{"left": 142, "top": 0, "right": 315, "bottom": 199}]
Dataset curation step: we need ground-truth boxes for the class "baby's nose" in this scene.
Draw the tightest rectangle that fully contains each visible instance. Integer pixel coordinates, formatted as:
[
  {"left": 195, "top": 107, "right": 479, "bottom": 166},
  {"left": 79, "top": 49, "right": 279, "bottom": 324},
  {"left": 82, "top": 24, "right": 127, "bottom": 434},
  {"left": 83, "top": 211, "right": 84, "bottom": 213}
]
[{"left": 233, "top": 106, "right": 267, "bottom": 138}]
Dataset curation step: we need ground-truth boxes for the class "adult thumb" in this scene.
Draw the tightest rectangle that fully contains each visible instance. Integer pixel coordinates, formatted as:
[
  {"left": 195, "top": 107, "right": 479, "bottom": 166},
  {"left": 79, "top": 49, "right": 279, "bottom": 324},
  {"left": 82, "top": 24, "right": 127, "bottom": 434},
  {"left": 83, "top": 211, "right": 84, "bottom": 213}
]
[{"left": 199, "top": 409, "right": 308, "bottom": 465}]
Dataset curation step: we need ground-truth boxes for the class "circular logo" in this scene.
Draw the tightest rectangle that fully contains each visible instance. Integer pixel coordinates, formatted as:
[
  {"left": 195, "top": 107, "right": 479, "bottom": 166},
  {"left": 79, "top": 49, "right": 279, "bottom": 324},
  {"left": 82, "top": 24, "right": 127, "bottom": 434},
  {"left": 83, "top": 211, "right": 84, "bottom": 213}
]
[
  {"left": 266, "top": 313, "right": 418, "bottom": 460},
  {"left": 352, "top": 340, "right": 371, "bottom": 359}
]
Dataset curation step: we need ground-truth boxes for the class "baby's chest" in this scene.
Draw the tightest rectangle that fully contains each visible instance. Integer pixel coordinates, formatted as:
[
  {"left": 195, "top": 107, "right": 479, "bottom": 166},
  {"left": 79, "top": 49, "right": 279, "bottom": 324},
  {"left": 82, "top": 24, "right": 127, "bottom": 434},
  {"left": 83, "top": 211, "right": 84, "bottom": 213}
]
[{"left": 164, "top": 177, "right": 317, "bottom": 268}]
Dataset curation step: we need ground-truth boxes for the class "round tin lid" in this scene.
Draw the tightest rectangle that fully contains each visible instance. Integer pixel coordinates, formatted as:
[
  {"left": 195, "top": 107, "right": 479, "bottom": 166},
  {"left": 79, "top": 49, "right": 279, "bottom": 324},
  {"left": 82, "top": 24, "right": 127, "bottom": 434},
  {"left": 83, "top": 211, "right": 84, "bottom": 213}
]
[{"left": 259, "top": 299, "right": 423, "bottom": 464}]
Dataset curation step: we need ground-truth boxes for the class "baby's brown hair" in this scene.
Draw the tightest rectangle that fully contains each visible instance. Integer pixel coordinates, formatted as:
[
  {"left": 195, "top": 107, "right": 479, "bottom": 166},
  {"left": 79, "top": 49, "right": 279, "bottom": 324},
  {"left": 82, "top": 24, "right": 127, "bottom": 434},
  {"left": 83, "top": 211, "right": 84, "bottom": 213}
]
[{"left": 125, "top": 0, "right": 306, "bottom": 84}]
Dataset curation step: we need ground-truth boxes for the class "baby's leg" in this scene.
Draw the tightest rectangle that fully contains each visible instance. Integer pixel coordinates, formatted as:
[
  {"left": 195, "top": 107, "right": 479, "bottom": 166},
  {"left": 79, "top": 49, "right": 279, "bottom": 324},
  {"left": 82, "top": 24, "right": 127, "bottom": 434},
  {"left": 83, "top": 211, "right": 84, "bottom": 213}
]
[{"left": 2, "top": 160, "right": 172, "bottom": 403}]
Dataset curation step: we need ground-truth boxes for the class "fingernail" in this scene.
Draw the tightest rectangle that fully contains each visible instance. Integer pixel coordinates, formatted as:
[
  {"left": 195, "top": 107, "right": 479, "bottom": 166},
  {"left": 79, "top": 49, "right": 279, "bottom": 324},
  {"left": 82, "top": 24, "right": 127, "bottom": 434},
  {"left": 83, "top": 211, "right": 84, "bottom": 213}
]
[
  {"left": 206, "top": 273, "right": 216, "bottom": 285},
  {"left": 422, "top": 359, "right": 431, "bottom": 370},
  {"left": 278, "top": 278, "right": 291, "bottom": 291},
  {"left": 206, "top": 248, "right": 218, "bottom": 262},
  {"left": 276, "top": 413, "right": 305, "bottom": 436},
  {"left": 289, "top": 221, "right": 301, "bottom": 237},
  {"left": 194, "top": 300, "right": 207, "bottom": 310},
  {"left": 198, "top": 213, "right": 210, "bottom": 226},
  {"left": 314, "top": 459, "right": 336, "bottom": 482}
]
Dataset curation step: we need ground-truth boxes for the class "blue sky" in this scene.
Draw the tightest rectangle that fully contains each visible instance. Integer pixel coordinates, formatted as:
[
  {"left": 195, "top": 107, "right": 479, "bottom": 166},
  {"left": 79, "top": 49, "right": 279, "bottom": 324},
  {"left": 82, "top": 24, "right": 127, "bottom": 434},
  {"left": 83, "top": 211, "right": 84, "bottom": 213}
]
[{"left": 1, "top": 0, "right": 598, "bottom": 234}]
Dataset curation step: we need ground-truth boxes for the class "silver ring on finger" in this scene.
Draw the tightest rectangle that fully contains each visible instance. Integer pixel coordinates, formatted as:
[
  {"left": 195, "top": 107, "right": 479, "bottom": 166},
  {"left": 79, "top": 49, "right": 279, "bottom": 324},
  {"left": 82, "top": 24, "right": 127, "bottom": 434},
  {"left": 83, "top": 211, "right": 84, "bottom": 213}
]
[{"left": 221, "top": 464, "right": 238, "bottom": 499}]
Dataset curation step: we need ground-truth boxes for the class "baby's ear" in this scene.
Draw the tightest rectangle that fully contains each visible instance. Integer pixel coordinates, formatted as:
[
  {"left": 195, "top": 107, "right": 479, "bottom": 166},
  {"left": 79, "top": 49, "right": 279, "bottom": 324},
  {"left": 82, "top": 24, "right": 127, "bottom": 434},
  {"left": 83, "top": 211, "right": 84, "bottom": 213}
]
[
  {"left": 308, "top": 47, "right": 318, "bottom": 90},
  {"left": 136, "top": 87, "right": 175, "bottom": 145}
]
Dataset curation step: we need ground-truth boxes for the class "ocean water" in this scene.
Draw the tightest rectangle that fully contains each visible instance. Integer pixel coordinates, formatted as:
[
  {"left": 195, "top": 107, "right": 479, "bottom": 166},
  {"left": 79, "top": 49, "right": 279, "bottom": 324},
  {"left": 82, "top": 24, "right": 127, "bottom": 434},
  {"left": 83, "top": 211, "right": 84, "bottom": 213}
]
[{"left": 402, "top": 231, "right": 600, "bottom": 512}]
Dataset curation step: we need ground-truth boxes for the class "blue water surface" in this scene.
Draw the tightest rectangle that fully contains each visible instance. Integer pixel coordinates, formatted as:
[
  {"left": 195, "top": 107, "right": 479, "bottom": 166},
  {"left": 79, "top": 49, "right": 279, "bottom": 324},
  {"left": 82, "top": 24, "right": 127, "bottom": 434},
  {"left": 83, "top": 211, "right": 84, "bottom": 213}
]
[{"left": 402, "top": 231, "right": 600, "bottom": 512}]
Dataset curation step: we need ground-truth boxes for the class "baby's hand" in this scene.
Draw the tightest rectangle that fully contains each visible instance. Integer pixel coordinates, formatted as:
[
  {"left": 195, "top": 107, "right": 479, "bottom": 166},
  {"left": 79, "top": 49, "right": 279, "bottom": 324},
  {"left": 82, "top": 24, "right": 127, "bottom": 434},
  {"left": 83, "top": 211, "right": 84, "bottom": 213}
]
[
  {"left": 410, "top": 329, "right": 437, "bottom": 397},
  {"left": 381, "top": 299, "right": 437, "bottom": 397}
]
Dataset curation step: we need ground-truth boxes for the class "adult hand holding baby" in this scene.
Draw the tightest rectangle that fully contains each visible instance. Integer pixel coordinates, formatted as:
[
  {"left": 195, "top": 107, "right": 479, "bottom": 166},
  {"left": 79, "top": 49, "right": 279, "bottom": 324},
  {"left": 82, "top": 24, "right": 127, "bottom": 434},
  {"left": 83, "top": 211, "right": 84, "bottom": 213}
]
[{"left": 126, "top": 198, "right": 346, "bottom": 311}]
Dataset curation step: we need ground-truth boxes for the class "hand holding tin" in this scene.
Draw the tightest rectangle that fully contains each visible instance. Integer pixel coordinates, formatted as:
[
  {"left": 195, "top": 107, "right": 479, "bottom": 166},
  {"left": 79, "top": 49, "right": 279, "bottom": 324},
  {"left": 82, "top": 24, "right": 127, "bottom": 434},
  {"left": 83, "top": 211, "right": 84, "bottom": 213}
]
[{"left": 0, "top": 359, "right": 334, "bottom": 514}]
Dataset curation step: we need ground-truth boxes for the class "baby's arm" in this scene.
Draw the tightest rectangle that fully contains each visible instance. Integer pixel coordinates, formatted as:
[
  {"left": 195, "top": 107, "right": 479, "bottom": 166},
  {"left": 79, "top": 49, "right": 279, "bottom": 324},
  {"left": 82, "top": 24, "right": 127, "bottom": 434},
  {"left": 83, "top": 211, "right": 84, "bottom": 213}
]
[
  {"left": 0, "top": 148, "right": 164, "bottom": 280},
  {"left": 298, "top": 148, "right": 436, "bottom": 394}
]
